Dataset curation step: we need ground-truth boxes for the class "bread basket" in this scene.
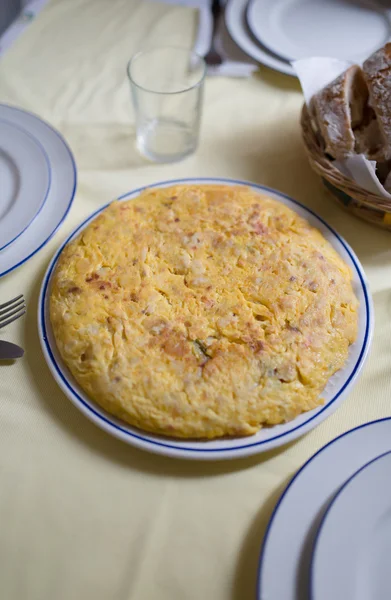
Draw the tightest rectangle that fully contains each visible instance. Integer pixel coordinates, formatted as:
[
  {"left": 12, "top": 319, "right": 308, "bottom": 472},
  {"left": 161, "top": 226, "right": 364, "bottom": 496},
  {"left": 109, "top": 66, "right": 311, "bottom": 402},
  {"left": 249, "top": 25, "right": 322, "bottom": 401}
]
[{"left": 301, "top": 104, "right": 391, "bottom": 230}]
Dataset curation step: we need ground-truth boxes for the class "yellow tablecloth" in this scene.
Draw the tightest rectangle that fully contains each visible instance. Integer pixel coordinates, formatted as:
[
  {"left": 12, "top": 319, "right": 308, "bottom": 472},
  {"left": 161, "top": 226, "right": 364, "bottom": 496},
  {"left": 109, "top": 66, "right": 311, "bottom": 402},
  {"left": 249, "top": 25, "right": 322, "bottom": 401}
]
[{"left": 0, "top": 1, "right": 390, "bottom": 598}]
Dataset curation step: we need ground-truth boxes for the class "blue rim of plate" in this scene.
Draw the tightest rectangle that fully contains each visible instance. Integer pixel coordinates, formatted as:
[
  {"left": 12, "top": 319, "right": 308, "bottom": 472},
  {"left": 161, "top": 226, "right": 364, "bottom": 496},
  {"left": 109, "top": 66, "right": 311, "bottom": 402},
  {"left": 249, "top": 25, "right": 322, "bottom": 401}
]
[
  {"left": 0, "top": 103, "right": 77, "bottom": 278},
  {"left": 246, "top": 0, "right": 391, "bottom": 69},
  {"left": 309, "top": 447, "right": 391, "bottom": 599},
  {"left": 225, "top": 0, "right": 296, "bottom": 77},
  {"left": 0, "top": 117, "right": 52, "bottom": 252},
  {"left": 245, "top": 0, "right": 295, "bottom": 65},
  {"left": 256, "top": 417, "right": 391, "bottom": 598},
  {"left": 40, "top": 177, "right": 371, "bottom": 457}
]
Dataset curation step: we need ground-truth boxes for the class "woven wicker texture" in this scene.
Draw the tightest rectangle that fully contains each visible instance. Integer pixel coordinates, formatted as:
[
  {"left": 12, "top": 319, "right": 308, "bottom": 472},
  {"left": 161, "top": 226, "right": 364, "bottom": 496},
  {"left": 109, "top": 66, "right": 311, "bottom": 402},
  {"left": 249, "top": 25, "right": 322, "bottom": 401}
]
[{"left": 301, "top": 104, "right": 391, "bottom": 230}]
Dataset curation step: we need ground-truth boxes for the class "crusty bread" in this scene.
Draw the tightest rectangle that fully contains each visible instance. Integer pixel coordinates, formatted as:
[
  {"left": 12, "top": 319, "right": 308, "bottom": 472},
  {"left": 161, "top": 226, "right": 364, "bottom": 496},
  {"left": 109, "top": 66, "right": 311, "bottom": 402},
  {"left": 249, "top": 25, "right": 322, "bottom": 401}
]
[
  {"left": 310, "top": 65, "right": 368, "bottom": 160},
  {"left": 353, "top": 105, "right": 383, "bottom": 159},
  {"left": 363, "top": 43, "right": 391, "bottom": 160},
  {"left": 307, "top": 43, "right": 391, "bottom": 192}
]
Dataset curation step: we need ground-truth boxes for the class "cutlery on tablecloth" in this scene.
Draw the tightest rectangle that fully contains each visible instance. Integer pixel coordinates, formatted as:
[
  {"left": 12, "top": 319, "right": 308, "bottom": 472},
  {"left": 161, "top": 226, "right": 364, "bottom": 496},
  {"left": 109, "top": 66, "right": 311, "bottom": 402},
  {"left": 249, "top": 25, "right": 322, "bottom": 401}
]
[
  {"left": 154, "top": 0, "right": 257, "bottom": 76},
  {"left": 204, "top": 0, "right": 223, "bottom": 66},
  {"left": 0, "top": 294, "right": 26, "bottom": 329},
  {"left": 202, "top": 0, "right": 258, "bottom": 76},
  {"left": 0, "top": 340, "right": 24, "bottom": 360}
]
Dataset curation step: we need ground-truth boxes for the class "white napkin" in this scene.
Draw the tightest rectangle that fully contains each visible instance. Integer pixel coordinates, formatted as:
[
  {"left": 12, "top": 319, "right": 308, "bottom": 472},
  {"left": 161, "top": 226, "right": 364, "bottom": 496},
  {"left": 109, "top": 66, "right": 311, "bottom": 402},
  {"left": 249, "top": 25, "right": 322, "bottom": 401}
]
[
  {"left": 155, "top": 0, "right": 257, "bottom": 77},
  {"left": 293, "top": 57, "right": 391, "bottom": 200}
]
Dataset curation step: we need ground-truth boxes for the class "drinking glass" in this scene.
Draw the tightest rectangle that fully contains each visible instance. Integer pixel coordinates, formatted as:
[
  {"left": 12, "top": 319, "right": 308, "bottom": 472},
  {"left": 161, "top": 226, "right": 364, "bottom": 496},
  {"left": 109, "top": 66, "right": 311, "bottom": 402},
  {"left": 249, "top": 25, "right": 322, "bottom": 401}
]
[{"left": 127, "top": 46, "right": 206, "bottom": 163}]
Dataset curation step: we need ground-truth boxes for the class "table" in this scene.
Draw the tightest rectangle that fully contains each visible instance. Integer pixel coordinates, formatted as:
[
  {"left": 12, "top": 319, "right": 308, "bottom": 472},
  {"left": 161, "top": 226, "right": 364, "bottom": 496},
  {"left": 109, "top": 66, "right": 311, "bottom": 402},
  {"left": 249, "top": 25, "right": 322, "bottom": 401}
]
[{"left": 0, "top": 1, "right": 389, "bottom": 598}]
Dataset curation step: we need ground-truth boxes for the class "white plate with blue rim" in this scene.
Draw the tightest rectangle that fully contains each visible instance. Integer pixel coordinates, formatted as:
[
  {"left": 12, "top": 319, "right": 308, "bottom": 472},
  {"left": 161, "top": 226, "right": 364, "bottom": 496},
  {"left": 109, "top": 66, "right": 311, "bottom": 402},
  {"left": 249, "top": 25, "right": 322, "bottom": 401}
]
[
  {"left": 38, "top": 177, "right": 373, "bottom": 460},
  {"left": 257, "top": 419, "right": 391, "bottom": 600},
  {"left": 311, "top": 449, "right": 391, "bottom": 600},
  {"left": 0, "top": 104, "right": 77, "bottom": 278},
  {"left": 225, "top": 0, "right": 295, "bottom": 77},
  {"left": 0, "top": 119, "right": 51, "bottom": 252},
  {"left": 246, "top": 0, "right": 391, "bottom": 64}
]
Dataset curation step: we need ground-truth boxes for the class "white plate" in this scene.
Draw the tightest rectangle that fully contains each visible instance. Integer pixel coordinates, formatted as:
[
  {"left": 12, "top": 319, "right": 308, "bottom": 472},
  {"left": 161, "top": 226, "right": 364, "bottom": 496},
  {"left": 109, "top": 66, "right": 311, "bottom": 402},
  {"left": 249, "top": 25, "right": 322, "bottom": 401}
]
[
  {"left": 311, "top": 450, "right": 391, "bottom": 600},
  {"left": 0, "top": 104, "right": 76, "bottom": 278},
  {"left": 246, "top": 0, "right": 391, "bottom": 63},
  {"left": 38, "top": 177, "right": 373, "bottom": 461},
  {"left": 0, "top": 119, "right": 50, "bottom": 252},
  {"left": 257, "top": 419, "right": 391, "bottom": 600},
  {"left": 225, "top": 0, "right": 295, "bottom": 77}
]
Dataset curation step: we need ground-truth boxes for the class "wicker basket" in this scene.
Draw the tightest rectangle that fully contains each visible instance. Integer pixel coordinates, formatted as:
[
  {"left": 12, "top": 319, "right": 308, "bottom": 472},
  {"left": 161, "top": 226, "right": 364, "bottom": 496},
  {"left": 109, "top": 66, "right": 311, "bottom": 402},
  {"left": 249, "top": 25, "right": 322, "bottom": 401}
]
[{"left": 301, "top": 104, "right": 391, "bottom": 230}]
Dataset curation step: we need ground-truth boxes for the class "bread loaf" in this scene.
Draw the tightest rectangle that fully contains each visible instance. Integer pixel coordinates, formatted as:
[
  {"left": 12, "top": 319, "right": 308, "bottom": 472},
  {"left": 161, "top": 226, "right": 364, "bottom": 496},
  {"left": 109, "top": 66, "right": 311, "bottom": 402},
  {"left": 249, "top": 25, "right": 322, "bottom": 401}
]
[
  {"left": 310, "top": 65, "right": 368, "bottom": 160},
  {"left": 306, "top": 43, "right": 391, "bottom": 194},
  {"left": 353, "top": 105, "right": 383, "bottom": 159},
  {"left": 363, "top": 43, "right": 391, "bottom": 160}
]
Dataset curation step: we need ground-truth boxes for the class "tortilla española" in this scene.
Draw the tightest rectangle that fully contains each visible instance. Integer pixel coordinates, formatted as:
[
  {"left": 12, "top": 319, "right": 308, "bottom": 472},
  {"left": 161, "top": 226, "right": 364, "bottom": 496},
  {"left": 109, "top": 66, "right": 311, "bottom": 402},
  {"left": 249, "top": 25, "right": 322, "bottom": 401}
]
[{"left": 49, "top": 185, "right": 358, "bottom": 439}]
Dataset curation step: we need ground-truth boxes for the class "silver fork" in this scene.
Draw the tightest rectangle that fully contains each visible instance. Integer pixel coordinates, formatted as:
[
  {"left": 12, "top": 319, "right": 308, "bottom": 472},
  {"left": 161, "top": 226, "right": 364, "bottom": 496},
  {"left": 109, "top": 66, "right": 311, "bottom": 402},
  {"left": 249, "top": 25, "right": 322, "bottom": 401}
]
[
  {"left": 0, "top": 295, "right": 26, "bottom": 329},
  {"left": 204, "top": 0, "right": 223, "bottom": 67}
]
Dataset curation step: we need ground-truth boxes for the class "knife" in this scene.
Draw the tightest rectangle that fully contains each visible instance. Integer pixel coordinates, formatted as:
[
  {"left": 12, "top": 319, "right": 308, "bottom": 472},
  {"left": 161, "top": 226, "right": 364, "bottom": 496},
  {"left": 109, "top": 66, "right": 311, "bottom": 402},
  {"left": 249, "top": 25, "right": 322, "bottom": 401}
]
[{"left": 0, "top": 340, "right": 24, "bottom": 360}]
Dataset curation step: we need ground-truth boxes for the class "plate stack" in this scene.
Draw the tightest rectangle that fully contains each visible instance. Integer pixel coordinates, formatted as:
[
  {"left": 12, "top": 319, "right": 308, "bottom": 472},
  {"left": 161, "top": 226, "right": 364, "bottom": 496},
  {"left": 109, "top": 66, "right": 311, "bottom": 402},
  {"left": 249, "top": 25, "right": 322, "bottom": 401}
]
[
  {"left": 258, "top": 418, "right": 391, "bottom": 599},
  {"left": 0, "top": 104, "right": 76, "bottom": 279},
  {"left": 226, "top": 0, "right": 391, "bottom": 75}
]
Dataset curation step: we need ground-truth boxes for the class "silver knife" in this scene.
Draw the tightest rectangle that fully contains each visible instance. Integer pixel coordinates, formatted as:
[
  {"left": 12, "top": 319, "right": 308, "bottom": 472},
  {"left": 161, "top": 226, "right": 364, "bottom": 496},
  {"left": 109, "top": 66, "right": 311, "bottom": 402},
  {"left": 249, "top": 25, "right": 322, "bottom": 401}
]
[{"left": 0, "top": 340, "right": 24, "bottom": 360}]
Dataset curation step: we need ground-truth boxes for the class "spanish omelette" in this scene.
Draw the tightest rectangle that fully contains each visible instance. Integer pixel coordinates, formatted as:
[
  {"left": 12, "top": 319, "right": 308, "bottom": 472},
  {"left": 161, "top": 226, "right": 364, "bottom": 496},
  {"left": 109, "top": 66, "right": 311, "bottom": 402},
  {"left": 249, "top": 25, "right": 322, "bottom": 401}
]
[{"left": 49, "top": 185, "right": 358, "bottom": 439}]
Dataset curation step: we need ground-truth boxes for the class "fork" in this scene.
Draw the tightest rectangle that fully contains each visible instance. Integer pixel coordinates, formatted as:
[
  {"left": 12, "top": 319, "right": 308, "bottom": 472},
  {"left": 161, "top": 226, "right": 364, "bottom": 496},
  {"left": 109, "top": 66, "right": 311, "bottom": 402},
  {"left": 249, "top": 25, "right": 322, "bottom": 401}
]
[
  {"left": 0, "top": 295, "right": 26, "bottom": 329},
  {"left": 204, "top": 0, "right": 223, "bottom": 67}
]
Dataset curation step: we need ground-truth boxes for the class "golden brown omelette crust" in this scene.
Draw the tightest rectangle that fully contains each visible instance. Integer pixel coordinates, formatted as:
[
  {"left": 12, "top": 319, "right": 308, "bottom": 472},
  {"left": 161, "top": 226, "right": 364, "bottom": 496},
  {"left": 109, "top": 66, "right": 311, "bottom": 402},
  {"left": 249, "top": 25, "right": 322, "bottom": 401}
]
[{"left": 50, "top": 185, "right": 358, "bottom": 439}]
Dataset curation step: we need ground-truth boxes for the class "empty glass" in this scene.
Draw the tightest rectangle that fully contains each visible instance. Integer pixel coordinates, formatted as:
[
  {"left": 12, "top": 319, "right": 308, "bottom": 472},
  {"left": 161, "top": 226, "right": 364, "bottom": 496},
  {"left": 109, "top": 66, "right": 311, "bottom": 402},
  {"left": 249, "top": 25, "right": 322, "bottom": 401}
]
[{"left": 127, "top": 46, "right": 206, "bottom": 163}]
